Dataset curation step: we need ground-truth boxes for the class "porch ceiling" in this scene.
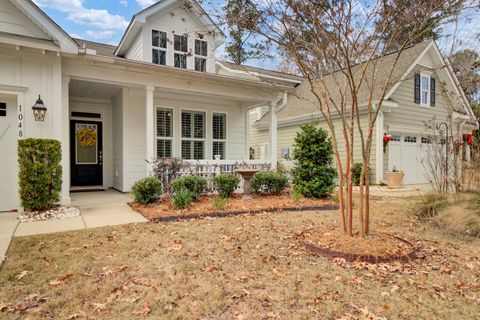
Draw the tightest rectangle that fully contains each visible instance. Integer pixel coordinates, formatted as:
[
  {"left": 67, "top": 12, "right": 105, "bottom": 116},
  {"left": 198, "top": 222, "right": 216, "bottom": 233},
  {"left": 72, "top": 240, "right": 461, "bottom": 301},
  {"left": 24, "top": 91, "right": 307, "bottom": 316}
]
[{"left": 69, "top": 79, "right": 122, "bottom": 100}]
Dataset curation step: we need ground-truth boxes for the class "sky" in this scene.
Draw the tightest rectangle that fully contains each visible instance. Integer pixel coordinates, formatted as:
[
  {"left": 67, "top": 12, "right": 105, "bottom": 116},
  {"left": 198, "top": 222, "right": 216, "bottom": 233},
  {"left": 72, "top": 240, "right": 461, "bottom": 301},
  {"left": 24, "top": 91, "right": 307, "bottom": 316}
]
[{"left": 33, "top": 0, "right": 480, "bottom": 70}]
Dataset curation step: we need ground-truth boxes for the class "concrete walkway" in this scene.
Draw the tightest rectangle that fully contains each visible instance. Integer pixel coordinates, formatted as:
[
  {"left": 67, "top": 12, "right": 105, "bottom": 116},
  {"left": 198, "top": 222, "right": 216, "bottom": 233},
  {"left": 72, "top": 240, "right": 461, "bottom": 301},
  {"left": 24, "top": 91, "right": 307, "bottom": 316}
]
[{"left": 0, "top": 189, "right": 147, "bottom": 265}]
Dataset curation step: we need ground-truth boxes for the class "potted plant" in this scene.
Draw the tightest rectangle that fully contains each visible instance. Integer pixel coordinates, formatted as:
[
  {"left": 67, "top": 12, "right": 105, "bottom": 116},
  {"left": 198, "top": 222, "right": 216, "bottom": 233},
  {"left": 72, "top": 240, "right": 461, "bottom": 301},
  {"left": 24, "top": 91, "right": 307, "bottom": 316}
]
[{"left": 385, "top": 166, "right": 404, "bottom": 188}]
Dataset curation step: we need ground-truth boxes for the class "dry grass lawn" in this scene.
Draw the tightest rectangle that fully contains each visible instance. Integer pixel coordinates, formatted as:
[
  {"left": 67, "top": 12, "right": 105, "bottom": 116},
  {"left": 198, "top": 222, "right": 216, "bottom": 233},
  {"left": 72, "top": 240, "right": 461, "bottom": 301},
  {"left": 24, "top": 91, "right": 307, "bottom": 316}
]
[{"left": 1, "top": 197, "right": 479, "bottom": 319}]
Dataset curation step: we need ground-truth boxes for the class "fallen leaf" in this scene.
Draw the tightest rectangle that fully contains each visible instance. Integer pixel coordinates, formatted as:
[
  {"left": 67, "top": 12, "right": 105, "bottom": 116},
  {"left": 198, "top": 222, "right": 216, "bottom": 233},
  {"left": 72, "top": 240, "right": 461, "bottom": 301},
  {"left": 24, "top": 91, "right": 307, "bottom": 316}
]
[
  {"left": 65, "top": 313, "right": 80, "bottom": 320},
  {"left": 49, "top": 273, "right": 73, "bottom": 286},
  {"left": 92, "top": 302, "right": 107, "bottom": 314},
  {"left": 134, "top": 301, "right": 151, "bottom": 317},
  {"left": 15, "top": 270, "right": 29, "bottom": 280}
]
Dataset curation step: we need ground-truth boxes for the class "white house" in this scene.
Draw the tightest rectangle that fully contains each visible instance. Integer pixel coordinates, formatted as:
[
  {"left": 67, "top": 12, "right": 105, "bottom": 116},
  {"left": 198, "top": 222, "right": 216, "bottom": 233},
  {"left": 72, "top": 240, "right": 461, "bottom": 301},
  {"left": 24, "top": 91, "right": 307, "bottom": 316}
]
[{"left": 0, "top": 0, "right": 299, "bottom": 212}]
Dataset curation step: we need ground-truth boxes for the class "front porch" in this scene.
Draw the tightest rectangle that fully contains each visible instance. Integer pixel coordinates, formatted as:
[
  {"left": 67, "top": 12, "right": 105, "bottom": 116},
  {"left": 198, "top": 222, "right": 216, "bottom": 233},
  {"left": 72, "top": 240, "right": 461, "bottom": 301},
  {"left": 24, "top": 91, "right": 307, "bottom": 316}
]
[{"left": 65, "top": 76, "right": 284, "bottom": 197}]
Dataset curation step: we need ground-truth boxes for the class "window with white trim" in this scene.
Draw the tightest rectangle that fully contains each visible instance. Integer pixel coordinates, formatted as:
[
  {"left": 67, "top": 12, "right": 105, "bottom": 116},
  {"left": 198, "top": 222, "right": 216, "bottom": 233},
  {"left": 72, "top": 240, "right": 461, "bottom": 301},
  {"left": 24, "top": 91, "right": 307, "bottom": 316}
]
[
  {"left": 212, "top": 113, "right": 226, "bottom": 159},
  {"left": 174, "top": 34, "right": 188, "bottom": 69},
  {"left": 421, "top": 137, "right": 432, "bottom": 144},
  {"left": 391, "top": 135, "right": 401, "bottom": 142},
  {"left": 152, "top": 30, "right": 167, "bottom": 65},
  {"left": 194, "top": 39, "right": 207, "bottom": 72},
  {"left": 421, "top": 74, "right": 430, "bottom": 105},
  {"left": 181, "top": 110, "right": 205, "bottom": 159},
  {"left": 156, "top": 108, "right": 173, "bottom": 157},
  {"left": 404, "top": 136, "right": 417, "bottom": 143}
]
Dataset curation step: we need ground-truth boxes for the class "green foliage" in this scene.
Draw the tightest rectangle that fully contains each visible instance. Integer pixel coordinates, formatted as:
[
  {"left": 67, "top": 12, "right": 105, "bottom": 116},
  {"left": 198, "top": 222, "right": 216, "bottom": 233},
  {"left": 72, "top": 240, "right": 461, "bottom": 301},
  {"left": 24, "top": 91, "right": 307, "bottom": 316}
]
[
  {"left": 415, "top": 193, "right": 448, "bottom": 219},
  {"left": 18, "top": 139, "right": 62, "bottom": 211},
  {"left": 352, "top": 163, "right": 363, "bottom": 186},
  {"left": 251, "top": 171, "right": 289, "bottom": 195},
  {"left": 291, "top": 190, "right": 302, "bottom": 203},
  {"left": 213, "top": 173, "right": 240, "bottom": 198},
  {"left": 211, "top": 196, "right": 229, "bottom": 210},
  {"left": 131, "top": 177, "right": 163, "bottom": 204},
  {"left": 171, "top": 189, "right": 194, "bottom": 209},
  {"left": 291, "top": 123, "right": 337, "bottom": 198},
  {"left": 170, "top": 175, "right": 207, "bottom": 199}
]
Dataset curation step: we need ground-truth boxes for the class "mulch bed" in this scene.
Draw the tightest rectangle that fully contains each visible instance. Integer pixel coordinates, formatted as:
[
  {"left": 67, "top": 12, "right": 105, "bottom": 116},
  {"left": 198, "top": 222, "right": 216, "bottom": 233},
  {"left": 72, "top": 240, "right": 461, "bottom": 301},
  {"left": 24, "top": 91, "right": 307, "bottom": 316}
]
[
  {"left": 297, "top": 227, "right": 416, "bottom": 264},
  {"left": 129, "top": 194, "right": 338, "bottom": 222}
]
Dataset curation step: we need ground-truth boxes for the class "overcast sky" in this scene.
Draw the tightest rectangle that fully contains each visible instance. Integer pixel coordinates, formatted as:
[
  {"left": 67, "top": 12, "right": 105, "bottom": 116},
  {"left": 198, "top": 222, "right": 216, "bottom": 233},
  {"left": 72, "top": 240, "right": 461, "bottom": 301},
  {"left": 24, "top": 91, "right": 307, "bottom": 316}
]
[{"left": 33, "top": 0, "right": 479, "bottom": 70}]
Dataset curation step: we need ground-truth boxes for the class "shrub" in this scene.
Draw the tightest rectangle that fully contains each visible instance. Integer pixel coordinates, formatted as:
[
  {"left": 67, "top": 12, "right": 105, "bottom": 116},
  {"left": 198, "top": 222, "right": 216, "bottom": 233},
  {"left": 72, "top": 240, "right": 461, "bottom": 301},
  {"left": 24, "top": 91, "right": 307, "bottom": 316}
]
[
  {"left": 292, "top": 123, "right": 337, "bottom": 198},
  {"left": 211, "top": 196, "right": 229, "bottom": 210},
  {"left": 213, "top": 173, "right": 240, "bottom": 198},
  {"left": 131, "top": 177, "right": 163, "bottom": 204},
  {"left": 18, "top": 139, "right": 62, "bottom": 211},
  {"left": 149, "top": 157, "right": 186, "bottom": 192},
  {"left": 251, "top": 171, "right": 289, "bottom": 195},
  {"left": 415, "top": 193, "right": 448, "bottom": 219},
  {"left": 291, "top": 190, "right": 302, "bottom": 203},
  {"left": 171, "top": 189, "right": 194, "bottom": 209},
  {"left": 170, "top": 175, "right": 207, "bottom": 199},
  {"left": 352, "top": 163, "right": 363, "bottom": 186}
]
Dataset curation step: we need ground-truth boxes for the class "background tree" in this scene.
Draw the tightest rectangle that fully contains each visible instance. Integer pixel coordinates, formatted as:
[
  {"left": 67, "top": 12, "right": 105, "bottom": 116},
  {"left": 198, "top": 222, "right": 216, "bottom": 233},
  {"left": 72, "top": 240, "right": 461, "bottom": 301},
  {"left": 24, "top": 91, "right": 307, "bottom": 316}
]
[
  {"left": 223, "top": 0, "right": 271, "bottom": 64},
  {"left": 237, "top": 0, "right": 468, "bottom": 237}
]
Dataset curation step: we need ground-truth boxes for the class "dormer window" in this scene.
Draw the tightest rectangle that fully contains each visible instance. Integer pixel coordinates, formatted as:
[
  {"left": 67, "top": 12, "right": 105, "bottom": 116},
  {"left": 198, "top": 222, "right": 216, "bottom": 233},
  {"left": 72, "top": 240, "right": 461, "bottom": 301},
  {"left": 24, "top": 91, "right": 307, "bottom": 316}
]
[
  {"left": 174, "top": 34, "right": 188, "bottom": 69},
  {"left": 194, "top": 39, "right": 207, "bottom": 72},
  {"left": 152, "top": 30, "right": 166, "bottom": 65}
]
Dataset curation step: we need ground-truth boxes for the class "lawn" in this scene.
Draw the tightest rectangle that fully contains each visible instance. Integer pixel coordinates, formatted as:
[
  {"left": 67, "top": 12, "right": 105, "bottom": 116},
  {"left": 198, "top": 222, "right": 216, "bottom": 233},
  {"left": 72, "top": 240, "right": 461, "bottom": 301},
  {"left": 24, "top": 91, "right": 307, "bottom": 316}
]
[{"left": 1, "top": 197, "right": 479, "bottom": 319}]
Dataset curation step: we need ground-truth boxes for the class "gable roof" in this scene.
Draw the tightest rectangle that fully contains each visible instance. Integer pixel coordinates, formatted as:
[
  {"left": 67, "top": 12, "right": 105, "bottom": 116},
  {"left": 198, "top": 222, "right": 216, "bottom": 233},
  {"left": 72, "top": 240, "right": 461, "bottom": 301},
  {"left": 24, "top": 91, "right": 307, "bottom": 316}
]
[
  {"left": 115, "top": 0, "right": 225, "bottom": 56},
  {"left": 256, "top": 40, "right": 476, "bottom": 127},
  {"left": 7, "top": 0, "right": 78, "bottom": 53}
]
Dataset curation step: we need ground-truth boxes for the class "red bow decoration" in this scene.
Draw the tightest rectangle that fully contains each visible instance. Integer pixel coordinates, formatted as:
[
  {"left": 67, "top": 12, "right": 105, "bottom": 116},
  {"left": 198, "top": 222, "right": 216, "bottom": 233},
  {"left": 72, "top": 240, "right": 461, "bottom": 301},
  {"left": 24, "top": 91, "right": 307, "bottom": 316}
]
[{"left": 467, "top": 133, "right": 473, "bottom": 145}]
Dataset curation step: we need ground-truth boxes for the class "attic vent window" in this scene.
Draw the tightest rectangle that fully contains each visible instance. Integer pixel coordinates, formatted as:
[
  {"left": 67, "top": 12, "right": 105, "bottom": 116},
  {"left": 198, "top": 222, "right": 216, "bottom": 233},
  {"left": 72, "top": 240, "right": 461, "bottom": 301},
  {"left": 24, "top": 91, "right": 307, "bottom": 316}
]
[
  {"left": 152, "top": 30, "right": 166, "bottom": 65},
  {"left": 194, "top": 39, "right": 208, "bottom": 72}
]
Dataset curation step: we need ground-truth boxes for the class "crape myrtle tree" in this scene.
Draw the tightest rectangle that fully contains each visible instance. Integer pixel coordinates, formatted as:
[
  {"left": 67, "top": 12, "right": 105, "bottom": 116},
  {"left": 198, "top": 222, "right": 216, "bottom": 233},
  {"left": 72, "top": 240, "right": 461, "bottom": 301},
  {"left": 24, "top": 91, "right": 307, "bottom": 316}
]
[{"left": 234, "top": 0, "right": 468, "bottom": 236}]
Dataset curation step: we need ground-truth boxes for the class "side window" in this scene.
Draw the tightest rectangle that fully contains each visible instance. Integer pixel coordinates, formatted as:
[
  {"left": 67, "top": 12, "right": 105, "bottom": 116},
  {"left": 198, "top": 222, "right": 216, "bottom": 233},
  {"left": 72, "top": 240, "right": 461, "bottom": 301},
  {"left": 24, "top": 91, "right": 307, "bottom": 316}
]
[
  {"left": 152, "top": 30, "right": 167, "bottom": 65},
  {"left": 194, "top": 39, "right": 208, "bottom": 72},
  {"left": 0, "top": 102, "right": 6, "bottom": 117}
]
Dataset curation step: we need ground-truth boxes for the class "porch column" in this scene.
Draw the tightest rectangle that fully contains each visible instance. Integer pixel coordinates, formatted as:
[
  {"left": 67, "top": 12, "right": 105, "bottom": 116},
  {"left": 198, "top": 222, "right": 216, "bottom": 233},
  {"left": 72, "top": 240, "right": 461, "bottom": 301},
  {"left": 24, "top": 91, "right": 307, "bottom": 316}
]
[
  {"left": 59, "top": 75, "right": 71, "bottom": 204},
  {"left": 145, "top": 86, "right": 155, "bottom": 174},
  {"left": 269, "top": 101, "right": 277, "bottom": 169},
  {"left": 244, "top": 109, "right": 250, "bottom": 160}
]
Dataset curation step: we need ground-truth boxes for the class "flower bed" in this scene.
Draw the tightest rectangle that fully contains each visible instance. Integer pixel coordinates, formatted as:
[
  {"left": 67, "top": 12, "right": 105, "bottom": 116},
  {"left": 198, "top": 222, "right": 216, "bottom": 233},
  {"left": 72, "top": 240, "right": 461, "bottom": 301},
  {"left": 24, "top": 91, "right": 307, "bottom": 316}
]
[{"left": 129, "top": 193, "right": 338, "bottom": 222}]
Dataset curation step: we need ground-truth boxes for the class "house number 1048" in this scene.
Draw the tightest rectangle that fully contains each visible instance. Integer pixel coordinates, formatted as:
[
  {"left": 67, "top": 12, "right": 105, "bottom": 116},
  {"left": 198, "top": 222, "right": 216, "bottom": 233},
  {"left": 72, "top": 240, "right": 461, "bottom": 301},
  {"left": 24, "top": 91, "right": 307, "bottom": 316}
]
[{"left": 18, "top": 104, "right": 24, "bottom": 138}]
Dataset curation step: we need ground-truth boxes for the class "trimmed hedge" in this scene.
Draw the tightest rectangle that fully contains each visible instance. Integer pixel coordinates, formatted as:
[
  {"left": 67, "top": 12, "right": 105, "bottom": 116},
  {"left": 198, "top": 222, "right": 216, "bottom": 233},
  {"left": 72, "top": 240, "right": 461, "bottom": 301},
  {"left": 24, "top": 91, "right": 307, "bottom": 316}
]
[
  {"left": 170, "top": 175, "right": 207, "bottom": 198},
  {"left": 251, "top": 171, "right": 289, "bottom": 195},
  {"left": 213, "top": 173, "right": 240, "bottom": 198},
  {"left": 18, "top": 139, "right": 62, "bottom": 211},
  {"left": 131, "top": 177, "right": 163, "bottom": 204}
]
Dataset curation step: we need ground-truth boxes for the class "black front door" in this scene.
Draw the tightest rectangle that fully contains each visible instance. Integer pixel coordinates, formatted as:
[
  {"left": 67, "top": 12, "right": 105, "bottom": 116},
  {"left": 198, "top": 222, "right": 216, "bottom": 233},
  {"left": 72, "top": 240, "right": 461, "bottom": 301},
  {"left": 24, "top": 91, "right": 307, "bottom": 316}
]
[{"left": 70, "top": 120, "right": 103, "bottom": 186}]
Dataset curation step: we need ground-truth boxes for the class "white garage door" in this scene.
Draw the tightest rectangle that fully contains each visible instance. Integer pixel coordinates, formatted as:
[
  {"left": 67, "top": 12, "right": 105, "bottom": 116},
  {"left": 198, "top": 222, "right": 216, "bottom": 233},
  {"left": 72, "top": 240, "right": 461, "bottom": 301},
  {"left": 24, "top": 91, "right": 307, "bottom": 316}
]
[
  {"left": 0, "top": 96, "right": 18, "bottom": 211},
  {"left": 388, "top": 134, "right": 430, "bottom": 185}
]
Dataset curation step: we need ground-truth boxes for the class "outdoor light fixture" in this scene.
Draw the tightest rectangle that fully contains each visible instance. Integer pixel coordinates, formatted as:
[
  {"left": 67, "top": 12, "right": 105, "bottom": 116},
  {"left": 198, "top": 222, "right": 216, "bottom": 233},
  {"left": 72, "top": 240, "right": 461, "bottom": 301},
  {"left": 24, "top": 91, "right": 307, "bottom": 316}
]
[{"left": 32, "top": 95, "right": 47, "bottom": 121}]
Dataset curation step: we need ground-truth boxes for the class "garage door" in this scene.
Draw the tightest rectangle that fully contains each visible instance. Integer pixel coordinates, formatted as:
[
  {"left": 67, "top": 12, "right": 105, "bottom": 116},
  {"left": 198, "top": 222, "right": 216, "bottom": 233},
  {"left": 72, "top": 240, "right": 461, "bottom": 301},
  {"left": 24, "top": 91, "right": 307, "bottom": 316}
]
[
  {"left": 388, "top": 134, "right": 430, "bottom": 185},
  {"left": 0, "top": 96, "right": 18, "bottom": 211}
]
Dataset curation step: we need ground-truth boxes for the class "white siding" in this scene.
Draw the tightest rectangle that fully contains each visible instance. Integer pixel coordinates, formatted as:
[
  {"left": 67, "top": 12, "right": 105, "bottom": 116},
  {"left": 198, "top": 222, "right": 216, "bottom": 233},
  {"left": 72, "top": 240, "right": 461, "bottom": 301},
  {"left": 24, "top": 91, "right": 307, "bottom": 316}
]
[
  {"left": 125, "top": 32, "right": 143, "bottom": 61},
  {"left": 0, "top": 0, "right": 50, "bottom": 40}
]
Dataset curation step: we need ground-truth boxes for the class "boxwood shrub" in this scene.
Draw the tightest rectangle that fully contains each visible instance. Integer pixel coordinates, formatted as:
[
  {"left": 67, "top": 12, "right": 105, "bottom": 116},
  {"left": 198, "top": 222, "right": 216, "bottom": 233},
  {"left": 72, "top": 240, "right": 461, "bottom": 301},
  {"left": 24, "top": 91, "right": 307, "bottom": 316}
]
[
  {"left": 170, "top": 175, "right": 207, "bottom": 199},
  {"left": 131, "top": 177, "right": 163, "bottom": 204},
  {"left": 251, "top": 171, "right": 289, "bottom": 195},
  {"left": 213, "top": 173, "right": 240, "bottom": 198},
  {"left": 18, "top": 138, "right": 62, "bottom": 211}
]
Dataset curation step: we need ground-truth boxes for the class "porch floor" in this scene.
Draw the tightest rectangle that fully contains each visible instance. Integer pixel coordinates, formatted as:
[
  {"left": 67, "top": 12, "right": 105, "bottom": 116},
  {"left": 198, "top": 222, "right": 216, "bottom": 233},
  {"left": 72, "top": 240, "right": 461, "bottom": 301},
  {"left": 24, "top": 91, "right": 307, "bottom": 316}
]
[{"left": 0, "top": 190, "right": 147, "bottom": 266}]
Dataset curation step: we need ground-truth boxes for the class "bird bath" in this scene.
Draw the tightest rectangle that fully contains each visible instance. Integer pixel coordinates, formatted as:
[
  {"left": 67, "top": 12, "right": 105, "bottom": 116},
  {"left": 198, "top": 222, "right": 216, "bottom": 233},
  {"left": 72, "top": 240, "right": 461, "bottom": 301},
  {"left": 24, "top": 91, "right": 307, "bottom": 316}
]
[{"left": 235, "top": 168, "right": 259, "bottom": 200}]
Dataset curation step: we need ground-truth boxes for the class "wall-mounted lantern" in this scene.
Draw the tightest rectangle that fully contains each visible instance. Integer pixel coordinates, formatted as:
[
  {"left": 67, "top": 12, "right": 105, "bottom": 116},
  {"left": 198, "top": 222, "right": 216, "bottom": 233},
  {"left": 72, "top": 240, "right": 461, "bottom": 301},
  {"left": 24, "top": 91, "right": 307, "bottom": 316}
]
[{"left": 32, "top": 95, "right": 47, "bottom": 121}]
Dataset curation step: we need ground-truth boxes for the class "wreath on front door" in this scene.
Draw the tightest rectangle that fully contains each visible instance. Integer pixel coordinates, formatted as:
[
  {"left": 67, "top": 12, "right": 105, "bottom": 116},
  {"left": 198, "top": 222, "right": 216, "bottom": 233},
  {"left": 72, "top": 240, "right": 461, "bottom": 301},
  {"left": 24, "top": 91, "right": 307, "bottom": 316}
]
[{"left": 76, "top": 125, "right": 97, "bottom": 147}]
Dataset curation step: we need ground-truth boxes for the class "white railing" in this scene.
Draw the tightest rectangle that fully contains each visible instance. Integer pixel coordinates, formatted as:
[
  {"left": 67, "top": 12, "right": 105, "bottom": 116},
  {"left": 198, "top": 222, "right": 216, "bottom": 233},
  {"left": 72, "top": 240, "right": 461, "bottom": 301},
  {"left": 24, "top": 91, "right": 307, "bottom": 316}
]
[{"left": 182, "top": 160, "right": 272, "bottom": 191}]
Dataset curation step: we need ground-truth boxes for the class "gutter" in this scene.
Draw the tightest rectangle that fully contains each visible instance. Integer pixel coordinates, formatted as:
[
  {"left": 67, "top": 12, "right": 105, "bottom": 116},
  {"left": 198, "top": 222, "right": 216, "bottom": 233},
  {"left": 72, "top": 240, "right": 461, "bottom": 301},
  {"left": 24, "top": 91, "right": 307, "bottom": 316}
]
[{"left": 216, "top": 62, "right": 303, "bottom": 85}]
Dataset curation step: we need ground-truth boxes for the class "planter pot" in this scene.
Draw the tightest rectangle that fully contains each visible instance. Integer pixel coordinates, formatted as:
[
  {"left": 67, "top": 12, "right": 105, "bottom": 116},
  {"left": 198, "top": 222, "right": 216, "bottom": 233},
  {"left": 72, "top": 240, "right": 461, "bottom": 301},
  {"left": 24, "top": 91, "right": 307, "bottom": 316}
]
[{"left": 385, "top": 172, "right": 405, "bottom": 188}]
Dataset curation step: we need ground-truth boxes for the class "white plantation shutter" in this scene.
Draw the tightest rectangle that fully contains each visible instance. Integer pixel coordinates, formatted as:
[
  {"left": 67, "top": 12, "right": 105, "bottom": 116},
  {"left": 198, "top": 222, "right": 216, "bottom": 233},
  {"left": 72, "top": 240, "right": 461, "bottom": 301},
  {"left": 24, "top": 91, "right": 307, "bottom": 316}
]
[
  {"left": 156, "top": 108, "right": 173, "bottom": 157},
  {"left": 181, "top": 111, "right": 205, "bottom": 159},
  {"left": 212, "top": 113, "right": 226, "bottom": 159}
]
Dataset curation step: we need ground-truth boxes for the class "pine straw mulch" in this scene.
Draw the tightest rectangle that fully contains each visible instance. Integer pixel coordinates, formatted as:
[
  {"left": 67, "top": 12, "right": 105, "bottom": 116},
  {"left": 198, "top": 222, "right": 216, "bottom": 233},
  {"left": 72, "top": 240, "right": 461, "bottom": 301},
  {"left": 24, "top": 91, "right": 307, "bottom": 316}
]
[
  {"left": 296, "top": 226, "right": 416, "bottom": 264},
  {"left": 129, "top": 194, "right": 338, "bottom": 222}
]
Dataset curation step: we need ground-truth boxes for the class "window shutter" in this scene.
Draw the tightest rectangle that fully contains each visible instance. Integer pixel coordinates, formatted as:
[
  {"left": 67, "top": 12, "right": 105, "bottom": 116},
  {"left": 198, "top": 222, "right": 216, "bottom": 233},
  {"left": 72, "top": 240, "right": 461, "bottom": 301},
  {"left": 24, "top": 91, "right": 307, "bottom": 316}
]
[
  {"left": 414, "top": 73, "right": 420, "bottom": 104},
  {"left": 430, "top": 77, "right": 436, "bottom": 107}
]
